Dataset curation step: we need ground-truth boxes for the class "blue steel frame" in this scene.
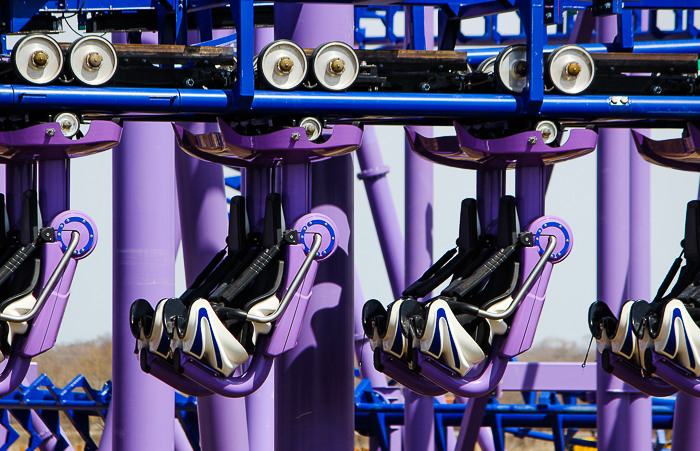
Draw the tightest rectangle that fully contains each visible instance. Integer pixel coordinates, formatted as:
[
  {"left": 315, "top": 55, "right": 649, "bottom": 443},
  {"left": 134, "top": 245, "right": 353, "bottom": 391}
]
[
  {"left": 0, "top": 1, "right": 699, "bottom": 122},
  {"left": 0, "top": 373, "right": 675, "bottom": 451}
]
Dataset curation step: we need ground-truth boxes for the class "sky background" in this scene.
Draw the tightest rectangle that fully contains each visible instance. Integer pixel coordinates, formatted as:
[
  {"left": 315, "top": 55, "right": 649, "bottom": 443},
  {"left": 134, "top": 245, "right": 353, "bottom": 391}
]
[{"left": 18, "top": 12, "right": 699, "bottom": 350}]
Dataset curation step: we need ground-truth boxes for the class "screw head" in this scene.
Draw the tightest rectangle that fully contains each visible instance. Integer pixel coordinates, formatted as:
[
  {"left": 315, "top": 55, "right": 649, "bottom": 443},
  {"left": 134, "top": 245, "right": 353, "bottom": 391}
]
[
  {"left": 290, "top": 132, "right": 301, "bottom": 141},
  {"left": 86, "top": 52, "right": 103, "bottom": 69},
  {"left": 31, "top": 51, "right": 48, "bottom": 68},
  {"left": 566, "top": 62, "right": 581, "bottom": 77},
  {"left": 420, "top": 82, "right": 430, "bottom": 92},
  {"left": 527, "top": 136, "right": 537, "bottom": 144},
  {"left": 329, "top": 58, "right": 345, "bottom": 75},
  {"left": 277, "top": 57, "right": 293, "bottom": 74},
  {"left": 45, "top": 128, "right": 56, "bottom": 137}
]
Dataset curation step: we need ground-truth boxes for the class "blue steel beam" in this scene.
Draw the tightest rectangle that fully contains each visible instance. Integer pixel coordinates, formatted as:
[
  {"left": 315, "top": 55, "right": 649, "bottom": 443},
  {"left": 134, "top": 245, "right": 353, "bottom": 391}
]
[{"left": 8, "top": 85, "right": 700, "bottom": 120}]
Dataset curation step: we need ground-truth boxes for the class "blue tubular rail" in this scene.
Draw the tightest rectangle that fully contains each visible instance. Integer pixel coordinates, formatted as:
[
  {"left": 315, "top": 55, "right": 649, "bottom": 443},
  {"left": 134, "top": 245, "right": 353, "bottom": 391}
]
[{"left": 0, "top": 374, "right": 676, "bottom": 451}]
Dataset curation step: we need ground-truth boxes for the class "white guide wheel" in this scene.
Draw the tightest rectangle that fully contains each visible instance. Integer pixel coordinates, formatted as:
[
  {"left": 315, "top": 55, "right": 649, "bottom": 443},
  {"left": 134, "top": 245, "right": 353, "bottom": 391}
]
[
  {"left": 311, "top": 42, "right": 359, "bottom": 91},
  {"left": 12, "top": 34, "right": 64, "bottom": 85},
  {"left": 494, "top": 45, "right": 528, "bottom": 93},
  {"left": 53, "top": 112, "right": 80, "bottom": 138},
  {"left": 258, "top": 40, "right": 307, "bottom": 91},
  {"left": 535, "top": 120, "right": 558, "bottom": 144},
  {"left": 300, "top": 117, "right": 323, "bottom": 141},
  {"left": 547, "top": 45, "right": 595, "bottom": 95},
  {"left": 68, "top": 36, "right": 118, "bottom": 86},
  {"left": 477, "top": 56, "right": 497, "bottom": 75}
]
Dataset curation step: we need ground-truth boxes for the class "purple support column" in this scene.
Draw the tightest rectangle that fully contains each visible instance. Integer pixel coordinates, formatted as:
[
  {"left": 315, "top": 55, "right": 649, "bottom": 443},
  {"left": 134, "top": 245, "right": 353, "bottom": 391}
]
[
  {"left": 39, "top": 160, "right": 69, "bottom": 225},
  {"left": 595, "top": 15, "right": 649, "bottom": 451},
  {"left": 403, "top": 8, "right": 436, "bottom": 450},
  {"left": 626, "top": 135, "right": 653, "bottom": 449},
  {"left": 174, "top": 122, "right": 250, "bottom": 451},
  {"left": 112, "top": 121, "right": 175, "bottom": 451},
  {"left": 274, "top": 7, "right": 355, "bottom": 450},
  {"left": 6, "top": 164, "right": 34, "bottom": 228},
  {"left": 476, "top": 170, "right": 503, "bottom": 231},
  {"left": 404, "top": 124, "right": 435, "bottom": 451},
  {"left": 356, "top": 127, "right": 404, "bottom": 298},
  {"left": 672, "top": 391, "right": 700, "bottom": 451},
  {"left": 515, "top": 165, "right": 546, "bottom": 227}
]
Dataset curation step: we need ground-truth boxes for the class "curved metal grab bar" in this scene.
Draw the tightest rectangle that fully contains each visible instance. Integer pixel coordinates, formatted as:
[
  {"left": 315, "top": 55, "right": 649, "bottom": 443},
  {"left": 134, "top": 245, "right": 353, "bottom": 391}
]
[
  {"left": 0, "top": 231, "right": 80, "bottom": 323},
  {"left": 227, "top": 233, "right": 323, "bottom": 324},
  {"left": 474, "top": 235, "right": 557, "bottom": 320}
]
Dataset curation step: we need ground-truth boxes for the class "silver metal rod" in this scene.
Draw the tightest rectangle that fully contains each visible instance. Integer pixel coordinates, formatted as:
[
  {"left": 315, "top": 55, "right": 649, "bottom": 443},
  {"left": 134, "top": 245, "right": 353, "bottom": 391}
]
[
  {"left": 0, "top": 231, "right": 80, "bottom": 323},
  {"left": 476, "top": 235, "right": 557, "bottom": 320},
  {"left": 245, "top": 233, "right": 323, "bottom": 324}
]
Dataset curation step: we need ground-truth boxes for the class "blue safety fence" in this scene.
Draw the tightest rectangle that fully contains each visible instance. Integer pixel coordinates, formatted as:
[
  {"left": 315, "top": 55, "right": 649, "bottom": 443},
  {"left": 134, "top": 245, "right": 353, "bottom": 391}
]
[{"left": 0, "top": 373, "right": 676, "bottom": 451}]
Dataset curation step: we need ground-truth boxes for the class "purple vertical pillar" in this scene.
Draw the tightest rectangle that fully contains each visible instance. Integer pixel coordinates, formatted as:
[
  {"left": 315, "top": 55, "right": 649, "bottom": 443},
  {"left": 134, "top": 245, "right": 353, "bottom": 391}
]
[
  {"left": 626, "top": 135, "right": 653, "bottom": 449},
  {"left": 39, "top": 160, "right": 69, "bottom": 225},
  {"left": 476, "top": 170, "right": 502, "bottom": 231},
  {"left": 356, "top": 127, "right": 404, "bottom": 298},
  {"left": 112, "top": 121, "right": 175, "bottom": 451},
  {"left": 6, "top": 164, "right": 34, "bottom": 228},
  {"left": 672, "top": 391, "right": 700, "bottom": 451},
  {"left": 515, "top": 165, "right": 545, "bottom": 227},
  {"left": 404, "top": 124, "right": 435, "bottom": 451},
  {"left": 595, "top": 15, "right": 650, "bottom": 451},
  {"left": 273, "top": 7, "right": 355, "bottom": 449},
  {"left": 174, "top": 122, "right": 250, "bottom": 451},
  {"left": 403, "top": 8, "right": 436, "bottom": 450}
]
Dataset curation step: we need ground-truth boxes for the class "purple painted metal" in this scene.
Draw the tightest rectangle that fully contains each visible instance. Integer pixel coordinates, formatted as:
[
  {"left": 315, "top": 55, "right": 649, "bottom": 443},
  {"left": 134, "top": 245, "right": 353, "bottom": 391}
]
[
  {"left": 502, "top": 217, "right": 570, "bottom": 357},
  {"left": 38, "top": 159, "right": 69, "bottom": 228},
  {"left": 174, "top": 418, "right": 194, "bottom": 451},
  {"left": 499, "top": 362, "right": 597, "bottom": 391},
  {"left": 112, "top": 121, "right": 175, "bottom": 451},
  {"left": 0, "top": 121, "right": 121, "bottom": 163},
  {"left": 626, "top": 128, "right": 653, "bottom": 446},
  {"left": 174, "top": 121, "right": 250, "bottom": 451},
  {"left": 22, "top": 211, "right": 96, "bottom": 357},
  {"left": 404, "top": 122, "right": 435, "bottom": 451},
  {"left": 476, "top": 169, "right": 503, "bottom": 232},
  {"left": 172, "top": 119, "right": 361, "bottom": 169},
  {"left": 455, "top": 396, "right": 491, "bottom": 451},
  {"left": 273, "top": 6, "right": 356, "bottom": 449},
  {"left": 600, "top": 352, "right": 677, "bottom": 397},
  {"left": 354, "top": 268, "right": 388, "bottom": 387},
  {"left": 649, "top": 353, "right": 700, "bottom": 397},
  {"left": 356, "top": 126, "right": 405, "bottom": 298},
  {"left": 515, "top": 165, "right": 545, "bottom": 228},
  {"left": 632, "top": 124, "right": 700, "bottom": 172},
  {"left": 405, "top": 125, "right": 597, "bottom": 170},
  {"left": 595, "top": 13, "right": 637, "bottom": 451},
  {"left": 671, "top": 391, "right": 700, "bottom": 451},
  {"left": 378, "top": 354, "right": 448, "bottom": 396},
  {"left": 142, "top": 351, "right": 214, "bottom": 397}
]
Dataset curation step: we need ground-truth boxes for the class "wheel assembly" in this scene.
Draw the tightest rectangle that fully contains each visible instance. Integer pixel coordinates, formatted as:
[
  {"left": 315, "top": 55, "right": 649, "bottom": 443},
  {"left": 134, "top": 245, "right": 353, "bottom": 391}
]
[
  {"left": 535, "top": 120, "right": 558, "bottom": 145},
  {"left": 547, "top": 45, "right": 595, "bottom": 95},
  {"left": 258, "top": 40, "right": 308, "bottom": 91},
  {"left": 11, "top": 34, "right": 64, "bottom": 85},
  {"left": 67, "top": 36, "right": 118, "bottom": 86},
  {"left": 53, "top": 112, "right": 81, "bottom": 138},
  {"left": 299, "top": 117, "right": 323, "bottom": 141},
  {"left": 476, "top": 56, "right": 497, "bottom": 75},
  {"left": 494, "top": 45, "right": 528, "bottom": 93},
  {"left": 311, "top": 42, "right": 359, "bottom": 91}
]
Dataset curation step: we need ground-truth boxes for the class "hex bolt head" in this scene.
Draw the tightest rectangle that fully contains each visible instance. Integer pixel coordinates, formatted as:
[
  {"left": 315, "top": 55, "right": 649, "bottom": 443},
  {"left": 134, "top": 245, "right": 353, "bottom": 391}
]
[
  {"left": 31, "top": 51, "right": 48, "bottom": 68},
  {"left": 45, "top": 128, "right": 56, "bottom": 137},
  {"left": 527, "top": 136, "right": 537, "bottom": 144}
]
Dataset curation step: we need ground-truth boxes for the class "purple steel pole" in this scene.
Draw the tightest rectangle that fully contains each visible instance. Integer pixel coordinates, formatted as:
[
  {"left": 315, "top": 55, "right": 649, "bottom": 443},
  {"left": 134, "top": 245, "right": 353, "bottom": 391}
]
[
  {"left": 515, "top": 165, "right": 545, "bottom": 227},
  {"left": 6, "top": 164, "right": 34, "bottom": 228},
  {"left": 476, "top": 169, "right": 503, "bottom": 231},
  {"left": 356, "top": 126, "right": 405, "bottom": 297},
  {"left": 112, "top": 121, "right": 175, "bottom": 451},
  {"left": 38, "top": 159, "right": 69, "bottom": 225},
  {"left": 274, "top": 7, "right": 355, "bottom": 450},
  {"left": 174, "top": 122, "right": 250, "bottom": 451},
  {"left": 404, "top": 123, "right": 435, "bottom": 451},
  {"left": 626, "top": 135, "right": 653, "bottom": 450},
  {"left": 404, "top": 8, "right": 436, "bottom": 451},
  {"left": 595, "top": 16, "right": 650, "bottom": 451}
]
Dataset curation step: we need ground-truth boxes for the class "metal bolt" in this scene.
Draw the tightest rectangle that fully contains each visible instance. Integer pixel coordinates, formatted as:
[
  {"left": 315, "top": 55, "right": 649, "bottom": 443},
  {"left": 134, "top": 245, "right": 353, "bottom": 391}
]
[
  {"left": 610, "top": 96, "right": 619, "bottom": 104},
  {"left": 141, "top": 59, "right": 147, "bottom": 64},
  {"left": 184, "top": 78, "right": 195, "bottom": 87},
  {"left": 31, "top": 51, "right": 49, "bottom": 68},
  {"left": 45, "top": 128, "right": 56, "bottom": 137},
  {"left": 277, "top": 57, "right": 293, "bottom": 74},
  {"left": 527, "top": 136, "right": 537, "bottom": 144},
  {"left": 604, "top": 2, "right": 611, "bottom": 8},
  {"left": 329, "top": 58, "right": 345, "bottom": 75},
  {"left": 291, "top": 132, "right": 301, "bottom": 141},
  {"left": 420, "top": 82, "right": 430, "bottom": 92},
  {"left": 86, "top": 52, "right": 102, "bottom": 69},
  {"left": 566, "top": 62, "right": 581, "bottom": 77},
  {"left": 620, "top": 96, "right": 629, "bottom": 104},
  {"left": 652, "top": 85, "right": 662, "bottom": 94}
]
